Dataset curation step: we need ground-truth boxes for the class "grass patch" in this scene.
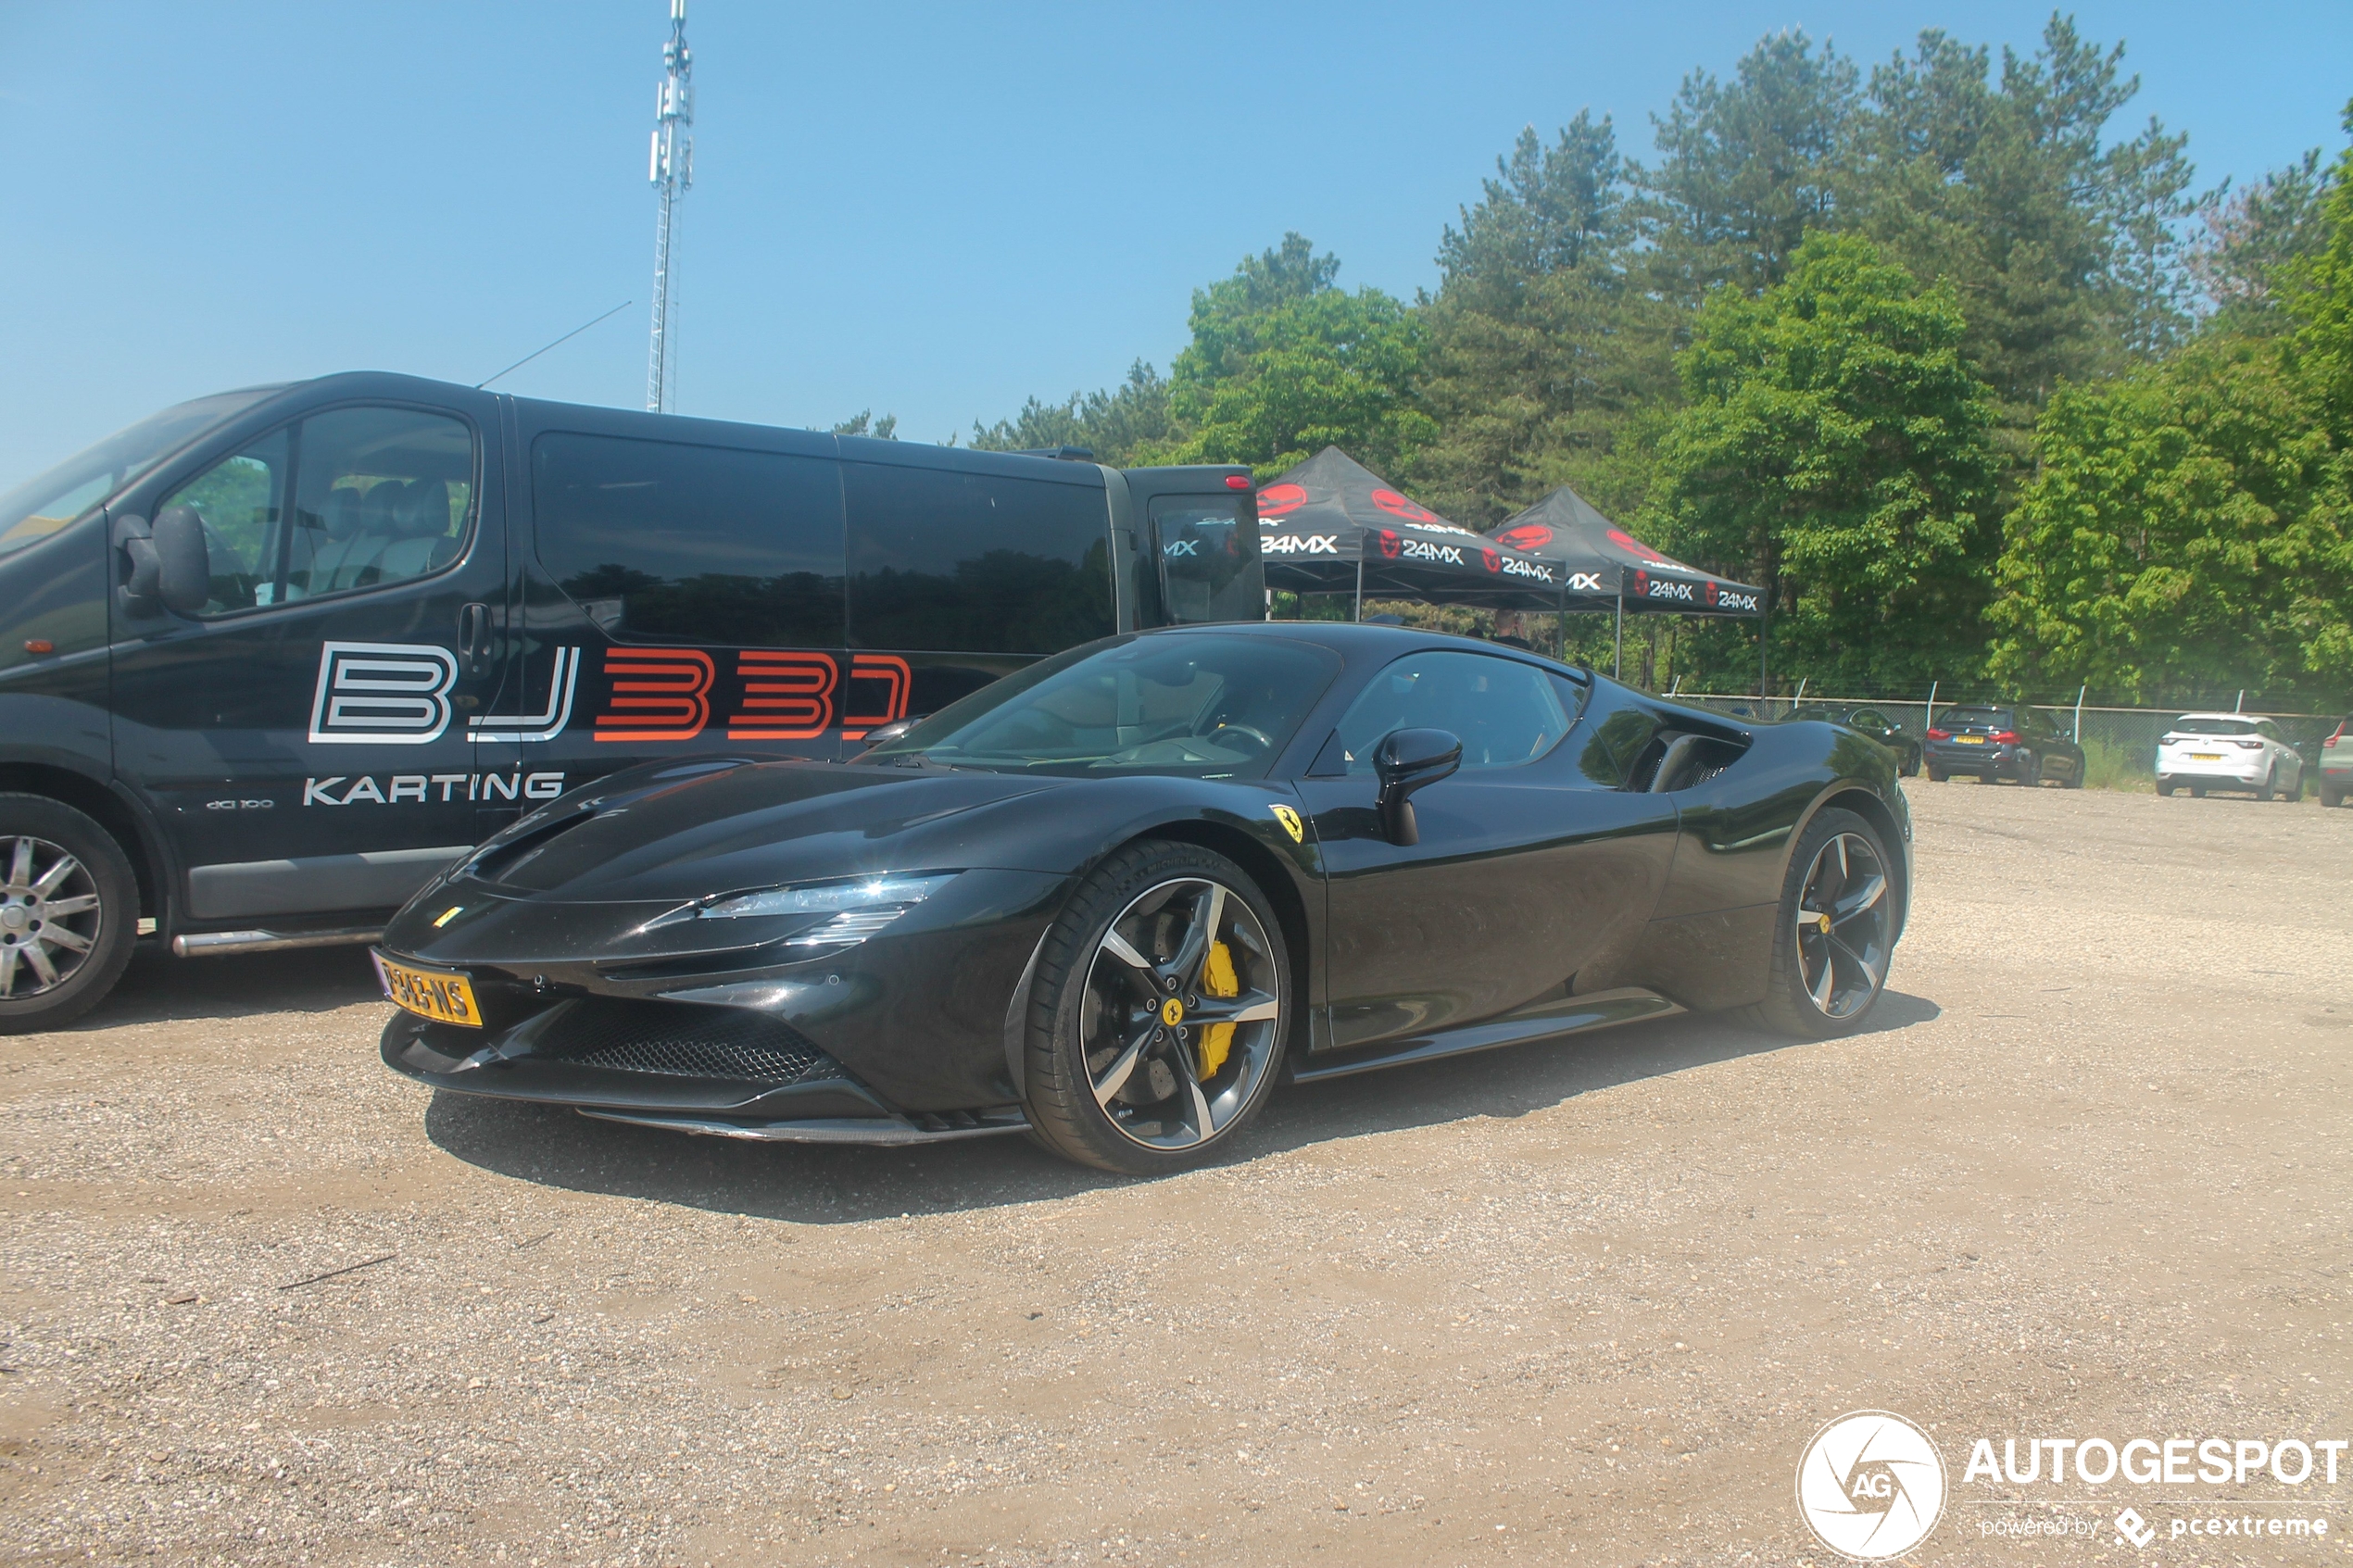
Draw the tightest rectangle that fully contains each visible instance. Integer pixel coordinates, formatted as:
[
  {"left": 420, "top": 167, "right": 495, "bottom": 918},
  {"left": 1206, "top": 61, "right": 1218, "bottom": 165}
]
[{"left": 2081, "top": 736, "right": 2155, "bottom": 791}]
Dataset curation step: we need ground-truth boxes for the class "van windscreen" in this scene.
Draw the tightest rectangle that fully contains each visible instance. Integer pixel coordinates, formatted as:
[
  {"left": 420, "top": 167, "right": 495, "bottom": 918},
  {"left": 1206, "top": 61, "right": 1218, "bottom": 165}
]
[{"left": 0, "top": 388, "right": 276, "bottom": 558}]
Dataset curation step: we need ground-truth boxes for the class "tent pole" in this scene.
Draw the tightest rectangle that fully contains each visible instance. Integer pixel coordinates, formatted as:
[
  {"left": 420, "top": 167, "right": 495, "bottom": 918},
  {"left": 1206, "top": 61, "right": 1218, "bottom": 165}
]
[
  {"left": 1613, "top": 590, "right": 1623, "bottom": 679},
  {"left": 1556, "top": 577, "right": 1567, "bottom": 661},
  {"left": 1353, "top": 558, "right": 1364, "bottom": 622}
]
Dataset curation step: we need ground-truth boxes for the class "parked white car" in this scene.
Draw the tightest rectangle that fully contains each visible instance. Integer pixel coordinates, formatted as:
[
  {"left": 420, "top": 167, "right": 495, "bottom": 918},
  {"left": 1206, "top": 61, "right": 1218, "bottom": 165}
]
[
  {"left": 2323, "top": 715, "right": 2350, "bottom": 808},
  {"left": 2155, "top": 713, "right": 2304, "bottom": 800}
]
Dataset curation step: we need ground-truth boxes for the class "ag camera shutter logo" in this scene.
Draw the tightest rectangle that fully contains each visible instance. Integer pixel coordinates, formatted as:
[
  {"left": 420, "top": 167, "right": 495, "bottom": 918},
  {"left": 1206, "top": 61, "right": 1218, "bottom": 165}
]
[
  {"left": 1796, "top": 1410, "right": 1946, "bottom": 1560},
  {"left": 308, "top": 642, "right": 458, "bottom": 745}
]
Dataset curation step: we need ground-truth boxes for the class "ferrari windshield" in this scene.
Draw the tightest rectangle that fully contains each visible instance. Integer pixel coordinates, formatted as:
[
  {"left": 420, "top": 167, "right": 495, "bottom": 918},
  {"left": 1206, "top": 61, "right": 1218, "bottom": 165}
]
[
  {"left": 864, "top": 633, "right": 1341, "bottom": 778},
  {"left": 0, "top": 387, "right": 278, "bottom": 558}
]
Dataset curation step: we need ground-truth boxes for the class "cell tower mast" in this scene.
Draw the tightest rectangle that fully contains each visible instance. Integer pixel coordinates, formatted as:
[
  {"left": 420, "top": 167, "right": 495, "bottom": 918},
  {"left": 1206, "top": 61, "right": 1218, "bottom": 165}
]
[{"left": 645, "top": 0, "right": 693, "bottom": 413}]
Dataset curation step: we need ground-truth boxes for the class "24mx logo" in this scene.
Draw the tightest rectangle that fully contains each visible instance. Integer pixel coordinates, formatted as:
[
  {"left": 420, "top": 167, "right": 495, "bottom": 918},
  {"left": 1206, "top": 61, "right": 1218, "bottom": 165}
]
[
  {"left": 1263, "top": 533, "right": 1340, "bottom": 556},
  {"left": 1163, "top": 538, "right": 1201, "bottom": 557},
  {"left": 1396, "top": 537, "right": 1466, "bottom": 565}
]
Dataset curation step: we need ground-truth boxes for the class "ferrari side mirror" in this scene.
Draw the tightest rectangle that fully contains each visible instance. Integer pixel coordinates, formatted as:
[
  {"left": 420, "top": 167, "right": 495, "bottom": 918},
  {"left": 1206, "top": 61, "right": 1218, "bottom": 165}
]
[
  {"left": 856, "top": 715, "right": 925, "bottom": 751},
  {"left": 1373, "top": 727, "right": 1461, "bottom": 847}
]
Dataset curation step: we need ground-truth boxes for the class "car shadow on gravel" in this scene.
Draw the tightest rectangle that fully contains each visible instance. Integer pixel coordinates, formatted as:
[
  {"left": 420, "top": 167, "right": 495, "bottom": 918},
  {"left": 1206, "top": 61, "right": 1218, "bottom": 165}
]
[
  {"left": 421, "top": 990, "right": 1940, "bottom": 1223},
  {"left": 53, "top": 945, "right": 385, "bottom": 1030}
]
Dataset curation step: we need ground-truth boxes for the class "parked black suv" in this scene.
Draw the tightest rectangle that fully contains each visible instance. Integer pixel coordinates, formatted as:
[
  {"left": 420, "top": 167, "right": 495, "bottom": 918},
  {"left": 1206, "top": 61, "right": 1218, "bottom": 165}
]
[
  {"left": 0, "top": 372, "right": 1263, "bottom": 1030},
  {"left": 1923, "top": 705, "right": 2085, "bottom": 786},
  {"left": 1785, "top": 704, "right": 1922, "bottom": 777}
]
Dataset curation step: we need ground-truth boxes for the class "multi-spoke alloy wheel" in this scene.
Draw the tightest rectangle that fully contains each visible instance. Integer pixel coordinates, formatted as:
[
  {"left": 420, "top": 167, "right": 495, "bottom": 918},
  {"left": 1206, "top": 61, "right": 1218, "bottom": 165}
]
[
  {"left": 1743, "top": 807, "right": 1897, "bottom": 1039},
  {"left": 0, "top": 795, "right": 138, "bottom": 1034},
  {"left": 0, "top": 834, "right": 101, "bottom": 999},
  {"left": 1025, "top": 841, "right": 1290, "bottom": 1174},
  {"left": 1793, "top": 831, "right": 1890, "bottom": 1022}
]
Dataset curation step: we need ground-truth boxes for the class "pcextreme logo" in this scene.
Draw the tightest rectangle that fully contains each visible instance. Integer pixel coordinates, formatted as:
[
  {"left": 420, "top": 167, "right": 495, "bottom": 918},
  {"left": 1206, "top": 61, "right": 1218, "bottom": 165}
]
[{"left": 1796, "top": 1410, "right": 1947, "bottom": 1561}]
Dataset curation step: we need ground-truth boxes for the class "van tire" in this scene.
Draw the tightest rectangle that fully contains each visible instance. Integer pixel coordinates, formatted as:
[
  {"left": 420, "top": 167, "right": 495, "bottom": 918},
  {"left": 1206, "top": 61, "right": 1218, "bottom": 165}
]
[{"left": 0, "top": 794, "right": 139, "bottom": 1035}]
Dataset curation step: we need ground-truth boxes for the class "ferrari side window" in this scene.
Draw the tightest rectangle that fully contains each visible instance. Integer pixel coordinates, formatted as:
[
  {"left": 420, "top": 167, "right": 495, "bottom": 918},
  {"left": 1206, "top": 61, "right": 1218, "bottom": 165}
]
[{"left": 1330, "top": 652, "right": 1571, "bottom": 773}]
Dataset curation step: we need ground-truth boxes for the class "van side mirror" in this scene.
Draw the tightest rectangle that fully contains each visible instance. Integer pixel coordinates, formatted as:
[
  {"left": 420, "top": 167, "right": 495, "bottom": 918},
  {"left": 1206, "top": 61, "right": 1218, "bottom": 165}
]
[
  {"left": 1373, "top": 727, "right": 1461, "bottom": 847},
  {"left": 150, "top": 505, "right": 212, "bottom": 615}
]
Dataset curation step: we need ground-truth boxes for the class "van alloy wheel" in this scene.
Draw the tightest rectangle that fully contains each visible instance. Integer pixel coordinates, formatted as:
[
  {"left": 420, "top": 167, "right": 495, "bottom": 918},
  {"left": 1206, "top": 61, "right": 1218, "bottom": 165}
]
[
  {"left": 1083, "top": 876, "right": 1282, "bottom": 1151},
  {"left": 0, "top": 835, "right": 102, "bottom": 999},
  {"left": 1793, "top": 832, "right": 1890, "bottom": 1022}
]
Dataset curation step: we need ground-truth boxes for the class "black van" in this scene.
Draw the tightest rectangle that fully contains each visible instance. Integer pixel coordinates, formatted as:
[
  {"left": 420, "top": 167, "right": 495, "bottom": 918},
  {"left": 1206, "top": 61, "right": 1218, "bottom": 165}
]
[{"left": 0, "top": 371, "right": 1262, "bottom": 1029}]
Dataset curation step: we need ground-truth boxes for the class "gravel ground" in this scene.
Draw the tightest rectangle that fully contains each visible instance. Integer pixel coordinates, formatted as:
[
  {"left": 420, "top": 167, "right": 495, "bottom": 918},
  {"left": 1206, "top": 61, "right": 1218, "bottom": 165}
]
[{"left": 3, "top": 782, "right": 2349, "bottom": 1567}]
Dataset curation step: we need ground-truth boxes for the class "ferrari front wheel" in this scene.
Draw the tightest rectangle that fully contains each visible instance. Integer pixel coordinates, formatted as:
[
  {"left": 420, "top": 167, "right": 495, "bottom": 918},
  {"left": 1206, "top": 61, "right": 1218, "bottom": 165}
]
[
  {"left": 1742, "top": 808, "right": 1894, "bottom": 1040},
  {"left": 1023, "top": 840, "right": 1289, "bottom": 1176}
]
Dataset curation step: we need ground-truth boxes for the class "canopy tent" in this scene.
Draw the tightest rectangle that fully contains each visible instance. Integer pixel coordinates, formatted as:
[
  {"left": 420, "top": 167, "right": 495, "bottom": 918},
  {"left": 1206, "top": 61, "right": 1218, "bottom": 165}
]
[
  {"left": 1487, "top": 484, "right": 1767, "bottom": 677},
  {"left": 1488, "top": 485, "right": 1764, "bottom": 619},
  {"left": 1257, "top": 448, "right": 1581, "bottom": 615}
]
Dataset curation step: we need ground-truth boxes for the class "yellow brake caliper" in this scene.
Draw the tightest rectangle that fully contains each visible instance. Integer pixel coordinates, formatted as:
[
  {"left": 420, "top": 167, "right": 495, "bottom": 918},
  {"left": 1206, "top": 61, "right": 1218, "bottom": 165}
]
[{"left": 1199, "top": 940, "right": 1239, "bottom": 1079}]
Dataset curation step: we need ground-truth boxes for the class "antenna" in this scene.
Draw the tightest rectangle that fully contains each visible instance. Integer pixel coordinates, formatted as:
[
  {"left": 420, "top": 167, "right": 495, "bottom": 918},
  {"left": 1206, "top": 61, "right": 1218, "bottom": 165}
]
[
  {"left": 476, "top": 301, "right": 633, "bottom": 389},
  {"left": 646, "top": 0, "right": 693, "bottom": 413}
]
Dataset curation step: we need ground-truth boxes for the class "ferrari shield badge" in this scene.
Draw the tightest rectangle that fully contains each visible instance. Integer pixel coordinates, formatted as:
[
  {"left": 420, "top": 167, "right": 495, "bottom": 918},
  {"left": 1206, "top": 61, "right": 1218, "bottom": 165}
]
[{"left": 1269, "top": 804, "right": 1304, "bottom": 843}]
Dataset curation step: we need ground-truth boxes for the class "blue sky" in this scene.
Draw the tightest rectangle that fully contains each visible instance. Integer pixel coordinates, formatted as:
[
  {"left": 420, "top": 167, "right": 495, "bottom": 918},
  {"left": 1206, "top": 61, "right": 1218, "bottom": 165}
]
[{"left": 2, "top": 0, "right": 2347, "bottom": 487}]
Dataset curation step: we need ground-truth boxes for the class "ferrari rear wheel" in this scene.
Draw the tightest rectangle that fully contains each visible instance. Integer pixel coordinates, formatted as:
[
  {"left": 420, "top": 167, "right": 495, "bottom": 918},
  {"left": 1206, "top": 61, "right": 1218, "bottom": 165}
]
[
  {"left": 1023, "top": 840, "right": 1289, "bottom": 1176},
  {"left": 1741, "top": 808, "right": 1894, "bottom": 1040}
]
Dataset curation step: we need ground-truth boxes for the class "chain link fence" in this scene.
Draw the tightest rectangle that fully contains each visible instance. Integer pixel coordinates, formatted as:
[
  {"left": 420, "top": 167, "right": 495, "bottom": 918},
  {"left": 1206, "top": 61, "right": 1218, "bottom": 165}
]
[{"left": 1660, "top": 687, "right": 2347, "bottom": 789}]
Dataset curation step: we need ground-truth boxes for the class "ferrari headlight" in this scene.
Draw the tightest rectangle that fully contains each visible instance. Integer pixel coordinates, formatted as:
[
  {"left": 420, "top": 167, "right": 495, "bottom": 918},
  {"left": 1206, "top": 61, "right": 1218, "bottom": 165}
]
[{"left": 697, "top": 873, "right": 958, "bottom": 947}]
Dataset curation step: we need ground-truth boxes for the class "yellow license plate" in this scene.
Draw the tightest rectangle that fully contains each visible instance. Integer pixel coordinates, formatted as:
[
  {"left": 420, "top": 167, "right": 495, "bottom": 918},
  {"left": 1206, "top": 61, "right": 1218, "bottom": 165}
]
[
  {"left": 373, "top": 951, "right": 482, "bottom": 1027},
  {"left": 2191, "top": 752, "right": 2222, "bottom": 760},
  {"left": 1956, "top": 735, "right": 1984, "bottom": 745}
]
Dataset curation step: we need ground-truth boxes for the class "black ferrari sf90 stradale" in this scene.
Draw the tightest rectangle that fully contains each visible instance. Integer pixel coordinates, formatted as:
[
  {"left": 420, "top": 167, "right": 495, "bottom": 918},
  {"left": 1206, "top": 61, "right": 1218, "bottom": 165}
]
[{"left": 376, "top": 624, "right": 1910, "bottom": 1174}]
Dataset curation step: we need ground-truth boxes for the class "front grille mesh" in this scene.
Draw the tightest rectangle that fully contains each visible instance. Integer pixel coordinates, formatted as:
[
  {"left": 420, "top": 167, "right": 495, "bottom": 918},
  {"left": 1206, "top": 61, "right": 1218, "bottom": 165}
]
[{"left": 537, "top": 999, "right": 837, "bottom": 1085}]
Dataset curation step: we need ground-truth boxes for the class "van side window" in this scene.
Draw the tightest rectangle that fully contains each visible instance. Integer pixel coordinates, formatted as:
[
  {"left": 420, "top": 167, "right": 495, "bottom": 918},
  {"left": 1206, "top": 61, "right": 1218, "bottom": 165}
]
[
  {"left": 844, "top": 464, "right": 1114, "bottom": 654},
  {"left": 532, "top": 433, "right": 846, "bottom": 646},
  {"left": 284, "top": 408, "right": 477, "bottom": 602},
  {"left": 157, "top": 430, "right": 291, "bottom": 614}
]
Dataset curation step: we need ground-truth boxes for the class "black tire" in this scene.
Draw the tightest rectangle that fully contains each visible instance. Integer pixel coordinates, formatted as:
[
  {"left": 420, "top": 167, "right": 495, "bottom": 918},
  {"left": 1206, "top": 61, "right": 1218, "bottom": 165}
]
[
  {"left": 1738, "top": 808, "right": 1895, "bottom": 1040},
  {"left": 1898, "top": 747, "right": 1920, "bottom": 778},
  {"left": 2322, "top": 780, "right": 2345, "bottom": 809},
  {"left": 2256, "top": 767, "right": 2275, "bottom": 803},
  {"left": 2156, "top": 780, "right": 2175, "bottom": 797},
  {"left": 2014, "top": 749, "right": 2038, "bottom": 785},
  {"left": 1926, "top": 768, "right": 1946, "bottom": 784},
  {"left": 0, "top": 795, "right": 139, "bottom": 1035},
  {"left": 1023, "top": 839, "right": 1291, "bottom": 1176},
  {"left": 2064, "top": 754, "right": 2084, "bottom": 788},
  {"left": 2190, "top": 784, "right": 2207, "bottom": 798}
]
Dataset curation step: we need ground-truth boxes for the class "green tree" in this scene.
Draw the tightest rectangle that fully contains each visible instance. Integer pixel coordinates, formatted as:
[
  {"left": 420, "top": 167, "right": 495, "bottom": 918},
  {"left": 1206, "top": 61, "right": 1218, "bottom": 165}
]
[
  {"left": 1655, "top": 232, "right": 2000, "bottom": 688},
  {"left": 2283, "top": 103, "right": 2353, "bottom": 435},
  {"left": 1156, "top": 234, "right": 1434, "bottom": 477},
  {"left": 1641, "top": 31, "right": 1860, "bottom": 302},
  {"left": 1986, "top": 337, "right": 2348, "bottom": 702},
  {"left": 830, "top": 410, "right": 898, "bottom": 440},
  {"left": 969, "top": 360, "right": 1172, "bottom": 465},
  {"left": 2189, "top": 149, "right": 2334, "bottom": 336},
  {"left": 1841, "top": 18, "right": 2198, "bottom": 426},
  {"left": 1412, "top": 114, "right": 1676, "bottom": 525}
]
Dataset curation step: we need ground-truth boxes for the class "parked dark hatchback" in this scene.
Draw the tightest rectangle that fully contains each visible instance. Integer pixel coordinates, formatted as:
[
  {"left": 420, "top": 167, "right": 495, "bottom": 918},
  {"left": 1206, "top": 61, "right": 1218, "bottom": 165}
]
[
  {"left": 1923, "top": 705, "right": 2084, "bottom": 786},
  {"left": 1786, "top": 705, "right": 1921, "bottom": 776}
]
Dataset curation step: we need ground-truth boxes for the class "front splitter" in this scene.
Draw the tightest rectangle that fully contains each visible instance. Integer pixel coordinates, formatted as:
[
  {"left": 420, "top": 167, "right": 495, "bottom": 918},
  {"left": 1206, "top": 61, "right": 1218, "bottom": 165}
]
[{"left": 577, "top": 1107, "right": 1029, "bottom": 1145}]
